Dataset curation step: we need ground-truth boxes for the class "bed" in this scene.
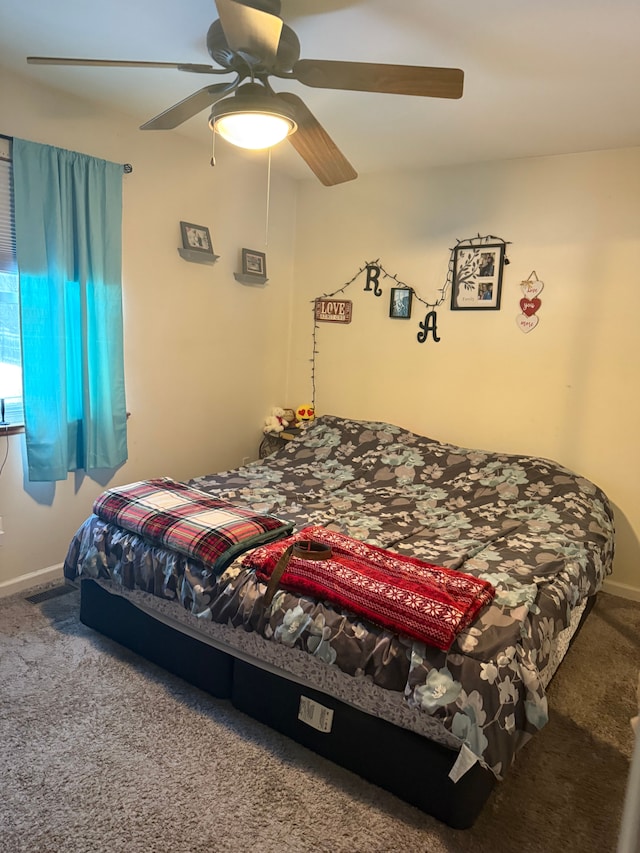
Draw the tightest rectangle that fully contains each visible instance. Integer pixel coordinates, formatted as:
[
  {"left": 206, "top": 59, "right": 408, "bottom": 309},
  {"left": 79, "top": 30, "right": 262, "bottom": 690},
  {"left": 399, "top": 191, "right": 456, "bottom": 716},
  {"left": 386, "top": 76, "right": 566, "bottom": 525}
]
[{"left": 63, "top": 414, "right": 615, "bottom": 828}]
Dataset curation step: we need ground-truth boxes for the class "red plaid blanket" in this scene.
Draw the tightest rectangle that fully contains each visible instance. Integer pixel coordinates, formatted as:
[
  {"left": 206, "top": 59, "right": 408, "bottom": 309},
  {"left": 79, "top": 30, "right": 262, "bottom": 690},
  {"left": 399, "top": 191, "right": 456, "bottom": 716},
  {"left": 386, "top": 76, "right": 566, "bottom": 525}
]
[
  {"left": 93, "top": 478, "right": 293, "bottom": 575},
  {"left": 243, "top": 526, "right": 495, "bottom": 650}
]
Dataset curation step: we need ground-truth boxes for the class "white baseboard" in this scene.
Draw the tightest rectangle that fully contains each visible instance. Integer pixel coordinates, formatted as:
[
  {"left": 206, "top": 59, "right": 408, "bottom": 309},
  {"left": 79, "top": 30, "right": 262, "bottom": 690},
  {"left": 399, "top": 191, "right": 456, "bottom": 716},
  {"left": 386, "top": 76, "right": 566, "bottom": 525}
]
[
  {"left": 602, "top": 578, "right": 640, "bottom": 602},
  {"left": 0, "top": 563, "right": 64, "bottom": 598}
]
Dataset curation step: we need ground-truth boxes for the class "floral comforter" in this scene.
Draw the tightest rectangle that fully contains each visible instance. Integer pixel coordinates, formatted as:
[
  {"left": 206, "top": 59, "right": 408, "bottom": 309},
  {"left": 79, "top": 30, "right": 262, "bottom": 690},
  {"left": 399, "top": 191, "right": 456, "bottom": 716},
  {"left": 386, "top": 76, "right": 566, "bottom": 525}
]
[{"left": 63, "top": 415, "right": 615, "bottom": 780}]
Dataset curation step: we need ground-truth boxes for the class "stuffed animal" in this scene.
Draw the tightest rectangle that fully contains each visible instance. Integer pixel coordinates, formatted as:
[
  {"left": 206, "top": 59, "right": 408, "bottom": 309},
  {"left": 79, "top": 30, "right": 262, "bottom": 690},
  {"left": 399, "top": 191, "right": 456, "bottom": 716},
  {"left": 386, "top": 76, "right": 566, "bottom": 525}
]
[
  {"left": 295, "top": 403, "right": 315, "bottom": 428},
  {"left": 263, "top": 407, "right": 289, "bottom": 435}
]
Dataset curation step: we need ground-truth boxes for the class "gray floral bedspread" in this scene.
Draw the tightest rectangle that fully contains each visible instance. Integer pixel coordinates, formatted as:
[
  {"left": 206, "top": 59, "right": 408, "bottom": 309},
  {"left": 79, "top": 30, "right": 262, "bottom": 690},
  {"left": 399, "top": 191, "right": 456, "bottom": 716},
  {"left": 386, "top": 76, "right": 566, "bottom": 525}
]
[{"left": 63, "top": 415, "right": 615, "bottom": 780}]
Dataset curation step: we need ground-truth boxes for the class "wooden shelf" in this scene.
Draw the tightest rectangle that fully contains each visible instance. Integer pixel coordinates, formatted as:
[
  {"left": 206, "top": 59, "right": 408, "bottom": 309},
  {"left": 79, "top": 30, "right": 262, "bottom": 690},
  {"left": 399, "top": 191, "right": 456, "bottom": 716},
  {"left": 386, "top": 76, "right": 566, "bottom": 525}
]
[
  {"left": 178, "top": 248, "right": 219, "bottom": 265},
  {"left": 234, "top": 273, "right": 268, "bottom": 286}
]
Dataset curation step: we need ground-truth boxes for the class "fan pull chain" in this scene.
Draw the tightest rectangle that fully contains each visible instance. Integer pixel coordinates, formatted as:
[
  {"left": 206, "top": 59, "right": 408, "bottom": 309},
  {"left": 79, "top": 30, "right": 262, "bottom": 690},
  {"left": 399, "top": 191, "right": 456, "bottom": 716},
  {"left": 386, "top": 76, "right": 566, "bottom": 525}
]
[
  {"left": 265, "top": 148, "right": 271, "bottom": 246},
  {"left": 210, "top": 127, "right": 216, "bottom": 167}
]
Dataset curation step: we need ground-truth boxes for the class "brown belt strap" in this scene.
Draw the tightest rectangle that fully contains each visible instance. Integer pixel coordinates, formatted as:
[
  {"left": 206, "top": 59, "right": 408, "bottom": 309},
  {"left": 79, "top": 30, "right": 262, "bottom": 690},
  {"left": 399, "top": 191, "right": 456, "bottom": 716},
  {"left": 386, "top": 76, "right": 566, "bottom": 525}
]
[
  {"left": 263, "top": 540, "right": 332, "bottom": 608},
  {"left": 292, "top": 541, "right": 333, "bottom": 560}
]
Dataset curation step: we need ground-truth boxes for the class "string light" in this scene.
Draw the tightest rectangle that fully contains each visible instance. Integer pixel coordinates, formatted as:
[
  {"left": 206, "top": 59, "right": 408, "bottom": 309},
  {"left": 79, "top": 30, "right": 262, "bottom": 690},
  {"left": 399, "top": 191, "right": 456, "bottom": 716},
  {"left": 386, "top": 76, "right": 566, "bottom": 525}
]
[{"left": 308, "top": 236, "right": 510, "bottom": 409}]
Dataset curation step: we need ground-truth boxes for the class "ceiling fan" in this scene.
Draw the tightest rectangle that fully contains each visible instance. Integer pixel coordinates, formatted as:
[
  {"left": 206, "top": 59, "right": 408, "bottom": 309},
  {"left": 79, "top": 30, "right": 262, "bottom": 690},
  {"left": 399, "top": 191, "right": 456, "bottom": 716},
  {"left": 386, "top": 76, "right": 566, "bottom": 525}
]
[{"left": 27, "top": 0, "right": 464, "bottom": 186}]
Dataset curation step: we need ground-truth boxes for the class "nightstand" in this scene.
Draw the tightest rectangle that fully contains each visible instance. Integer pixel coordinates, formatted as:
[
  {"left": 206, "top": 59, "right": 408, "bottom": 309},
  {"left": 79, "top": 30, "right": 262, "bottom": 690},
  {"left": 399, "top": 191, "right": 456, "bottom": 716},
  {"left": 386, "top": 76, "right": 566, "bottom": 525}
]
[{"left": 259, "top": 428, "right": 302, "bottom": 459}]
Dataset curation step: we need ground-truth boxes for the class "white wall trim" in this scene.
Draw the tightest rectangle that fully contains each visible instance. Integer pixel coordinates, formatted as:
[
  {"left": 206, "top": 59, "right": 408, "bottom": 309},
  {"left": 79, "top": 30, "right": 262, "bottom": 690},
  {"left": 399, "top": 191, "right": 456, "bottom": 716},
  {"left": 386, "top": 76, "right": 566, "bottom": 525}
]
[
  {"left": 602, "top": 578, "right": 640, "bottom": 602},
  {"left": 0, "top": 563, "right": 64, "bottom": 598}
]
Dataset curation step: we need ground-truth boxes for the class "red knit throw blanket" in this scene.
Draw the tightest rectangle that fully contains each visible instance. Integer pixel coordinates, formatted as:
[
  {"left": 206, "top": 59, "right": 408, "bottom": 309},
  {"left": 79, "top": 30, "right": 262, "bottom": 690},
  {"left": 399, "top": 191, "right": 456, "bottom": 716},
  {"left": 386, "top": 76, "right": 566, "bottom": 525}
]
[{"left": 243, "top": 526, "right": 495, "bottom": 650}]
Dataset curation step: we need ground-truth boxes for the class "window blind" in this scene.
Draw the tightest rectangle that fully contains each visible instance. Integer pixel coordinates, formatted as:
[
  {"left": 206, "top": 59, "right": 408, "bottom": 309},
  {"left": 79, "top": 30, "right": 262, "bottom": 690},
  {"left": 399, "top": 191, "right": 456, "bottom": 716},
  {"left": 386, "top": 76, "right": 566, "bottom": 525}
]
[
  {"left": 0, "top": 136, "right": 24, "bottom": 426},
  {"left": 0, "top": 139, "right": 17, "bottom": 274}
]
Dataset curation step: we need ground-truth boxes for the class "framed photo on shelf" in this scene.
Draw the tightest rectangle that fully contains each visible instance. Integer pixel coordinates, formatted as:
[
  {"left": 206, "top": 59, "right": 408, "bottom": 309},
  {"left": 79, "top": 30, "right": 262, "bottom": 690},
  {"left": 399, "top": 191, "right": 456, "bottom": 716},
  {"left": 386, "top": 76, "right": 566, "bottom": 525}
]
[
  {"left": 389, "top": 287, "right": 413, "bottom": 319},
  {"left": 179, "top": 221, "right": 214, "bottom": 255},
  {"left": 242, "top": 248, "right": 267, "bottom": 277},
  {"left": 451, "top": 243, "right": 505, "bottom": 310}
]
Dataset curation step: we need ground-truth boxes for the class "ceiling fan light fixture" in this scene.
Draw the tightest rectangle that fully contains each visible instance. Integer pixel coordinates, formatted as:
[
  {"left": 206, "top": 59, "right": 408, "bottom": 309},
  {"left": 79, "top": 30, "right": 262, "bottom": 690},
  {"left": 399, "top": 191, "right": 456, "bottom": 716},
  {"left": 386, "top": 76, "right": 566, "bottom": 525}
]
[
  {"left": 209, "top": 85, "right": 297, "bottom": 150},
  {"left": 212, "top": 110, "right": 295, "bottom": 149}
]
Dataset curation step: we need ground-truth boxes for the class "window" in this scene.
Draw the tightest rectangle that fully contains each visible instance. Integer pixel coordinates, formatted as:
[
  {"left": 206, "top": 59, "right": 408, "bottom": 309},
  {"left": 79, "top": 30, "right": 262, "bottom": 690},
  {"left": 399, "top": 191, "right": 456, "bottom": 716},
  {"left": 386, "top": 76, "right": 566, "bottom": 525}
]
[{"left": 0, "top": 136, "right": 24, "bottom": 427}]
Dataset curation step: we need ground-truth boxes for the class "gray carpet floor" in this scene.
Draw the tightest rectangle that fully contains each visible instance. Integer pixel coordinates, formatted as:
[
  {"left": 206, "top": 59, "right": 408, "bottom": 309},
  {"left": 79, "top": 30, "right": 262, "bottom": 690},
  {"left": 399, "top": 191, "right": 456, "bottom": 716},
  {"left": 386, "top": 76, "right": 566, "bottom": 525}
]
[{"left": 0, "top": 582, "right": 638, "bottom": 853}]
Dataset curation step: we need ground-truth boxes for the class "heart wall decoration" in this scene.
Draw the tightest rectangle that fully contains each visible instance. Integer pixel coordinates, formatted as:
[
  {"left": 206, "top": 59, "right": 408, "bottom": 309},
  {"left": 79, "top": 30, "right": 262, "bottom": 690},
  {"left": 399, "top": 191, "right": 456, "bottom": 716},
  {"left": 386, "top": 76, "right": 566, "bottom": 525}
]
[
  {"left": 520, "top": 278, "right": 544, "bottom": 299},
  {"left": 516, "top": 313, "right": 539, "bottom": 334},
  {"left": 520, "top": 297, "right": 541, "bottom": 316},
  {"left": 517, "top": 272, "right": 544, "bottom": 333}
]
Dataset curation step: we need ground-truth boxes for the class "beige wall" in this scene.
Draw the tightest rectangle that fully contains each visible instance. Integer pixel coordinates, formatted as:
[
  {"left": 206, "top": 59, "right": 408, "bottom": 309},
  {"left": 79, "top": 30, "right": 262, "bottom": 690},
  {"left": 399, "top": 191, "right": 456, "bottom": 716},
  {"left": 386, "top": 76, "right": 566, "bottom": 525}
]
[
  {"left": 0, "top": 68, "right": 297, "bottom": 589},
  {"left": 287, "top": 150, "right": 640, "bottom": 597}
]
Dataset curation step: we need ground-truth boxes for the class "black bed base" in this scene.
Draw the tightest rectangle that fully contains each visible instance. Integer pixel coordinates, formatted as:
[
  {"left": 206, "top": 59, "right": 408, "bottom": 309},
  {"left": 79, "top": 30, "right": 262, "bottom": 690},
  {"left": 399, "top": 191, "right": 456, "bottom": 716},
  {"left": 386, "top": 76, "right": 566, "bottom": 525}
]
[{"left": 79, "top": 578, "right": 495, "bottom": 829}]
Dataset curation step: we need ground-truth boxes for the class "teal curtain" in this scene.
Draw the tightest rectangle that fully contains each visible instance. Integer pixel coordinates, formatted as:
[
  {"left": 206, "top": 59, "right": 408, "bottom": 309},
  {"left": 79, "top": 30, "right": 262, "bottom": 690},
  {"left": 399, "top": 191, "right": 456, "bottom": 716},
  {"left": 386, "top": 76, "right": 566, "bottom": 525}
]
[{"left": 13, "top": 139, "right": 127, "bottom": 481}]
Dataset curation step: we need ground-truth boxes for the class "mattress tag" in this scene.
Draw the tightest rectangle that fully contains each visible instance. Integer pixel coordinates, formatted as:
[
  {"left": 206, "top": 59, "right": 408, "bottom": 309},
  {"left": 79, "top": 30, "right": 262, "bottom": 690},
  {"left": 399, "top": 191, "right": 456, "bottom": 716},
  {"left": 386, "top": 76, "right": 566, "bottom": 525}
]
[
  {"left": 298, "top": 696, "right": 334, "bottom": 733},
  {"left": 448, "top": 743, "right": 478, "bottom": 783}
]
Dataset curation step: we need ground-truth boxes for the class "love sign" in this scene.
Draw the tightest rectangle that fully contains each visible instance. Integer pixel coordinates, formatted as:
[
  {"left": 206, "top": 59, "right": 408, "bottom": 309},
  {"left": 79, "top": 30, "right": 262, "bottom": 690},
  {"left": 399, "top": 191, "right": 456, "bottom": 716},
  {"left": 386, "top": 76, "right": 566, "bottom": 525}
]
[{"left": 314, "top": 298, "right": 353, "bottom": 324}]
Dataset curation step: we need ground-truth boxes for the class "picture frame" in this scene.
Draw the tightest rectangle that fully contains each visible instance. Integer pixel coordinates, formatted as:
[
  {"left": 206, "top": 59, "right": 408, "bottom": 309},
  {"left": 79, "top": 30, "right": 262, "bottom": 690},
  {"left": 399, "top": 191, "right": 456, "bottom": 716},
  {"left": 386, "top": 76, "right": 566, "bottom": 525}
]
[
  {"left": 242, "top": 248, "right": 267, "bottom": 278},
  {"left": 450, "top": 243, "right": 505, "bottom": 310},
  {"left": 179, "top": 221, "right": 214, "bottom": 255},
  {"left": 389, "top": 287, "right": 413, "bottom": 319}
]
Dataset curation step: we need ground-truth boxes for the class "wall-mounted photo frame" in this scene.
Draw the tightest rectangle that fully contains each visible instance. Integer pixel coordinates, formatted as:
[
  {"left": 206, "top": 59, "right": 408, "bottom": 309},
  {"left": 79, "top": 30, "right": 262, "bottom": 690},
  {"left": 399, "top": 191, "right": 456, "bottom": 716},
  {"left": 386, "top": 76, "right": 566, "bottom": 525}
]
[
  {"left": 451, "top": 243, "right": 505, "bottom": 310},
  {"left": 180, "top": 221, "right": 215, "bottom": 255},
  {"left": 389, "top": 288, "right": 413, "bottom": 319},
  {"left": 242, "top": 248, "right": 267, "bottom": 278}
]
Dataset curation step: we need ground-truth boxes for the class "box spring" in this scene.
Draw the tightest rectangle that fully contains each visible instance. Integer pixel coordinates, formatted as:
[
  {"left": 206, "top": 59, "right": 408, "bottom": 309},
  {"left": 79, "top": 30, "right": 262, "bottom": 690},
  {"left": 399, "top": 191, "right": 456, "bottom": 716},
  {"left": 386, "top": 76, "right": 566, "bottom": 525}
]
[
  {"left": 79, "top": 578, "right": 495, "bottom": 829},
  {"left": 79, "top": 577, "right": 233, "bottom": 699}
]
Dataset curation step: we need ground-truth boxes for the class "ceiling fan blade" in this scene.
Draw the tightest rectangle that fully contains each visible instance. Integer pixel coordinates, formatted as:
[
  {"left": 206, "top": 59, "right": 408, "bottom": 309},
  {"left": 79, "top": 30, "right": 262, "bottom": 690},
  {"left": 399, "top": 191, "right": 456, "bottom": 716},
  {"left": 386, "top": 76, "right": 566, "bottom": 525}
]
[
  {"left": 214, "top": 0, "right": 283, "bottom": 64},
  {"left": 140, "top": 79, "right": 240, "bottom": 130},
  {"left": 277, "top": 93, "right": 357, "bottom": 187},
  {"left": 26, "top": 56, "right": 191, "bottom": 69},
  {"left": 293, "top": 59, "right": 464, "bottom": 99},
  {"left": 27, "top": 55, "right": 232, "bottom": 76}
]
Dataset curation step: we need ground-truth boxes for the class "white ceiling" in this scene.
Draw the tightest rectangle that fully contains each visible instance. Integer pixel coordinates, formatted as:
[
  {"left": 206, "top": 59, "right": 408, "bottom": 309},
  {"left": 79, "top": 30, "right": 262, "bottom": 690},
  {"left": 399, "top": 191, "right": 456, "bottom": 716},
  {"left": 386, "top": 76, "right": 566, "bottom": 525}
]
[{"left": 2, "top": 0, "right": 640, "bottom": 182}]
